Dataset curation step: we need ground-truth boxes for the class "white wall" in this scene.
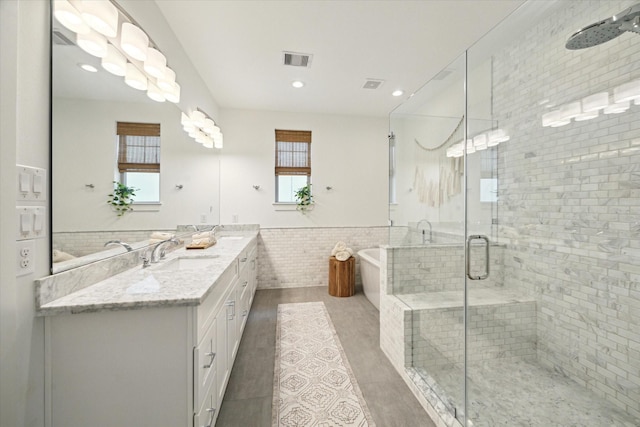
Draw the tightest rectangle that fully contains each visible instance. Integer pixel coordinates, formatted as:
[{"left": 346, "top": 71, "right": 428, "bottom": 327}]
[
  {"left": 219, "top": 109, "right": 389, "bottom": 227},
  {"left": 53, "top": 98, "right": 220, "bottom": 231},
  {"left": 0, "top": 1, "right": 48, "bottom": 426}
]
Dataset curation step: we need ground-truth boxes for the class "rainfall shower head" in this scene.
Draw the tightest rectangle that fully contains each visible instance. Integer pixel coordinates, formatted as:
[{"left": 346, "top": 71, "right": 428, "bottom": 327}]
[{"left": 566, "top": 3, "right": 640, "bottom": 50}]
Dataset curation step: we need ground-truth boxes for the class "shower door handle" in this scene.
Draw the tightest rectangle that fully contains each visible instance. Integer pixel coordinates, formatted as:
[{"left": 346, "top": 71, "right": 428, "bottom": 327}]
[{"left": 466, "top": 235, "right": 490, "bottom": 280}]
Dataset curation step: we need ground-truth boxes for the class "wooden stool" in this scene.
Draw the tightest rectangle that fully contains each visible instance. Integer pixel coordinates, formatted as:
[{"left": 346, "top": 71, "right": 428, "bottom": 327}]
[{"left": 328, "top": 256, "right": 355, "bottom": 297}]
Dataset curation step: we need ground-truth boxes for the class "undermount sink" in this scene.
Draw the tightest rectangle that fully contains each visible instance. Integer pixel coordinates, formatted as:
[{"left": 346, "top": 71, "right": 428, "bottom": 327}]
[{"left": 153, "top": 255, "right": 220, "bottom": 271}]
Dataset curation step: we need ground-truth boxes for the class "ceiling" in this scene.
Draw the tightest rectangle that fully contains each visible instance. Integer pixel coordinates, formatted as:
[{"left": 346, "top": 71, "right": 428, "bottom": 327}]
[{"left": 155, "top": 0, "right": 526, "bottom": 118}]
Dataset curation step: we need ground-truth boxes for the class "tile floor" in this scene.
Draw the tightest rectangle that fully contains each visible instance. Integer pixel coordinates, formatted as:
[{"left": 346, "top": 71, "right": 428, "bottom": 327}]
[{"left": 216, "top": 286, "right": 435, "bottom": 427}]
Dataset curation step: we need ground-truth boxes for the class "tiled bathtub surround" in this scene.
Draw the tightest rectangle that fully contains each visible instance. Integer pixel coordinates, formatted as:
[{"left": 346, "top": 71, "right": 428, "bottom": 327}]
[
  {"left": 257, "top": 226, "right": 388, "bottom": 289},
  {"left": 493, "top": 0, "right": 640, "bottom": 418}
]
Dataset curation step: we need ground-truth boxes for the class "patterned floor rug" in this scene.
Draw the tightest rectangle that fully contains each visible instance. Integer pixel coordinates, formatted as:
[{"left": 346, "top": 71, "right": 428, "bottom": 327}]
[{"left": 272, "top": 302, "right": 376, "bottom": 427}]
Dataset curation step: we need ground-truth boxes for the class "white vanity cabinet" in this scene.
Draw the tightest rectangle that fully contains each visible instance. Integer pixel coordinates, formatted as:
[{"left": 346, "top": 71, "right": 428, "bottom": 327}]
[{"left": 44, "top": 238, "right": 258, "bottom": 427}]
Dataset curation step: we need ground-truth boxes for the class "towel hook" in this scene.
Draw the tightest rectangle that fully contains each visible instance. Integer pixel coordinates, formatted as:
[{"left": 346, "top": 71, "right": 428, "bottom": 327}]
[
  {"left": 253, "top": 185, "right": 261, "bottom": 190},
  {"left": 175, "top": 184, "right": 184, "bottom": 190},
  {"left": 85, "top": 184, "right": 95, "bottom": 189},
  {"left": 326, "top": 186, "right": 333, "bottom": 190}
]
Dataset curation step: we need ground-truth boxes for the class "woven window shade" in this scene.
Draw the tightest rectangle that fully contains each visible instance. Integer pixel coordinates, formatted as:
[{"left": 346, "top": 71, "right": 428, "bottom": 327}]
[
  {"left": 117, "top": 122, "right": 161, "bottom": 173},
  {"left": 275, "top": 130, "right": 311, "bottom": 176}
]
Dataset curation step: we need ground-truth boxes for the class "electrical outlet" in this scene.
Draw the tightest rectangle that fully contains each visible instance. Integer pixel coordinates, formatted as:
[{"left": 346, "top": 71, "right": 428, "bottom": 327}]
[
  {"left": 200, "top": 214, "right": 207, "bottom": 223},
  {"left": 232, "top": 214, "right": 239, "bottom": 223},
  {"left": 16, "top": 240, "right": 35, "bottom": 276}
]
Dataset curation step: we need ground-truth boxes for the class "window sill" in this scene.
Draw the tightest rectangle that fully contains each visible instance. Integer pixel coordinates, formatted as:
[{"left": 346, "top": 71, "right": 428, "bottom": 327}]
[
  {"left": 132, "top": 202, "right": 162, "bottom": 212},
  {"left": 273, "top": 202, "right": 314, "bottom": 211}
]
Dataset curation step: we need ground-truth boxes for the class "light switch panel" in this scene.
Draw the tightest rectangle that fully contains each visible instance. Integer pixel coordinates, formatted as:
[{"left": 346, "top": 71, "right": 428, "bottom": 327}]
[
  {"left": 16, "top": 206, "right": 46, "bottom": 240},
  {"left": 16, "top": 165, "right": 46, "bottom": 202}
]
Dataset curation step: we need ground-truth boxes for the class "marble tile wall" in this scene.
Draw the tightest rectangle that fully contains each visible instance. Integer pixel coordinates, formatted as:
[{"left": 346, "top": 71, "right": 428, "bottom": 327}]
[
  {"left": 492, "top": 0, "right": 640, "bottom": 417},
  {"left": 389, "top": 244, "right": 505, "bottom": 294},
  {"left": 53, "top": 229, "right": 175, "bottom": 257},
  {"left": 257, "top": 226, "right": 388, "bottom": 289}
]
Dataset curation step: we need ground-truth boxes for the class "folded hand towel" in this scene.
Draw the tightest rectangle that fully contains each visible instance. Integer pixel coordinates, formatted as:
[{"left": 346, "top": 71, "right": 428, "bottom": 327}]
[
  {"left": 52, "top": 249, "right": 76, "bottom": 263},
  {"left": 150, "top": 231, "right": 175, "bottom": 240},
  {"left": 335, "top": 250, "right": 352, "bottom": 261},
  {"left": 191, "top": 237, "right": 217, "bottom": 246},
  {"left": 192, "top": 231, "right": 213, "bottom": 240},
  {"left": 331, "top": 241, "right": 347, "bottom": 256}
]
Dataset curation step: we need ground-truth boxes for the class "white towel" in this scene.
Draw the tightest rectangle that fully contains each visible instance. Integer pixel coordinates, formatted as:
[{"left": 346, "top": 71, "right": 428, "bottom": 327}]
[
  {"left": 331, "top": 241, "right": 347, "bottom": 256},
  {"left": 191, "top": 237, "right": 216, "bottom": 246},
  {"left": 150, "top": 231, "right": 175, "bottom": 240},
  {"left": 335, "top": 250, "right": 352, "bottom": 261},
  {"left": 192, "top": 231, "right": 213, "bottom": 240},
  {"left": 52, "top": 249, "right": 76, "bottom": 263}
]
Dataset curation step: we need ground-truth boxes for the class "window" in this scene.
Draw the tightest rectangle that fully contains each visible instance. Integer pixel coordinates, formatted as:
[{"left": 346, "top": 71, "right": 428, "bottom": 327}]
[
  {"left": 117, "top": 122, "right": 161, "bottom": 203},
  {"left": 275, "top": 129, "right": 311, "bottom": 203}
]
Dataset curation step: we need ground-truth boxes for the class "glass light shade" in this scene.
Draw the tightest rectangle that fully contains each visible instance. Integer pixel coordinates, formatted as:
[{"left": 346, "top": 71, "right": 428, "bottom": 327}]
[
  {"left": 143, "top": 48, "right": 167, "bottom": 79},
  {"left": 120, "top": 22, "right": 148, "bottom": 61},
  {"left": 203, "top": 139, "right": 214, "bottom": 149},
  {"left": 603, "top": 101, "right": 630, "bottom": 114},
  {"left": 124, "top": 63, "right": 147, "bottom": 90},
  {"left": 559, "top": 102, "right": 581, "bottom": 121},
  {"left": 147, "top": 82, "right": 165, "bottom": 102},
  {"left": 613, "top": 79, "right": 640, "bottom": 103},
  {"left": 188, "top": 129, "right": 197, "bottom": 138},
  {"left": 190, "top": 110, "right": 205, "bottom": 128},
  {"left": 582, "top": 92, "right": 609, "bottom": 112},
  {"left": 210, "top": 125, "right": 221, "bottom": 136},
  {"left": 183, "top": 123, "right": 195, "bottom": 133},
  {"left": 473, "top": 134, "right": 488, "bottom": 150},
  {"left": 574, "top": 111, "right": 599, "bottom": 121},
  {"left": 203, "top": 118, "right": 215, "bottom": 133},
  {"left": 466, "top": 140, "right": 476, "bottom": 154},
  {"left": 195, "top": 130, "right": 207, "bottom": 144},
  {"left": 101, "top": 44, "right": 126, "bottom": 76},
  {"left": 543, "top": 109, "right": 569, "bottom": 127},
  {"left": 54, "top": 0, "right": 90, "bottom": 34},
  {"left": 157, "top": 68, "right": 176, "bottom": 92},
  {"left": 164, "top": 82, "right": 180, "bottom": 103},
  {"left": 213, "top": 133, "right": 223, "bottom": 149},
  {"left": 80, "top": 0, "right": 118, "bottom": 38},
  {"left": 77, "top": 30, "right": 108, "bottom": 57},
  {"left": 635, "top": 98, "right": 640, "bottom": 106},
  {"left": 487, "top": 129, "right": 509, "bottom": 146}
]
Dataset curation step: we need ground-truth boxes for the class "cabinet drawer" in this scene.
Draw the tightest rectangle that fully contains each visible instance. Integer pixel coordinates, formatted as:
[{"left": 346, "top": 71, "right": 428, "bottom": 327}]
[
  {"left": 193, "top": 376, "right": 218, "bottom": 427},
  {"left": 194, "top": 318, "right": 217, "bottom": 412}
]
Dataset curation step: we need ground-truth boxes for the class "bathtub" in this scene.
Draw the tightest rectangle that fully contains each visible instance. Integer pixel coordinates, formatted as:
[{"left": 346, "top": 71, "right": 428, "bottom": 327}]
[{"left": 358, "top": 248, "right": 381, "bottom": 310}]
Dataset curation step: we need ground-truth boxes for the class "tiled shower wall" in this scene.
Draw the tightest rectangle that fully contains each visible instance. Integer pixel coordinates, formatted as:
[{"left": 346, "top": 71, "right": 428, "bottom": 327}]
[
  {"left": 493, "top": 0, "right": 640, "bottom": 416},
  {"left": 257, "top": 226, "right": 388, "bottom": 289}
]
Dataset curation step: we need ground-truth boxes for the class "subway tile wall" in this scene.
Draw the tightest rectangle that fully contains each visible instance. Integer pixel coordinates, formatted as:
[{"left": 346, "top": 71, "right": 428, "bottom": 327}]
[
  {"left": 493, "top": 0, "right": 640, "bottom": 416},
  {"left": 53, "top": 230, "right": 175, "bottom": 257},
  {"left": 257, "top": 226, "right": 388, "bottom": 289}
]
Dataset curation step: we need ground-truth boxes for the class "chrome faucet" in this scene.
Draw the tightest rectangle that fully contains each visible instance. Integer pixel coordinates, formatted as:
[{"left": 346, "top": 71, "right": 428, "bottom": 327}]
[
  {"left": 417, "top": 219, "right": 433, "bottom": 244},
  {"left": 151, "top": 238, "right": 180, "bottom": 263},
  {"left": 104, "top": 240, "right": 133, "bottom": 252},
  {"left": 187, "top": 225, "right": 198, "bottom": 232}
]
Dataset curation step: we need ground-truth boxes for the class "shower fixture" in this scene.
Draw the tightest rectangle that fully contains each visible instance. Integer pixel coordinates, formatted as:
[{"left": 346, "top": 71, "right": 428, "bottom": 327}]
[{"left": 566, "top": 3, "right": 640, "bottom": 49}]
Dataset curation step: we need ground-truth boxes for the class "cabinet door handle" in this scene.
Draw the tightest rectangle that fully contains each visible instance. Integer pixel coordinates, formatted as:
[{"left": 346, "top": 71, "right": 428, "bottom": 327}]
[
  {"left": 242, "top": 281, "right": 248, "bottom": 288},
  {"left": 203, "top": 351, "right": 216, "bottom": 369},
  {"left": 226, "top": 301, "right": 235, "bottom": 320},
  {"left": 242, "top": 310, "right": 248, "bottom": 318},
  {"left": 240, "top": 257, "right": 247, "bottom": 262},
  {"left": 203, "top": 407, "right": 216, "bottom": 427}
]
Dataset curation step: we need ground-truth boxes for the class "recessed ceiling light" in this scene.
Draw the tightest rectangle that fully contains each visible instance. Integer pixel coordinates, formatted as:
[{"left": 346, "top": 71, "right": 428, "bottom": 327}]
[
  {"left": 79, "top": 63, "right": 98, "bottom": 73},
  {"left": 392, "top": 90, "right": 404, "bottom": 97},
  {"left": 292, "top": 80, "right": 305, "bottom": 88}
]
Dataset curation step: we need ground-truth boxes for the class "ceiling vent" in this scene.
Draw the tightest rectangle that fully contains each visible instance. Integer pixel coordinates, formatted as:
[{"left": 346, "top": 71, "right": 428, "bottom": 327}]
[
  {"left": 52, "top": 29, "right": 75, "bottom": 46},
  {"left": 363, "top": 79, "right": 385, "bottom": 90},
  {"left": 283, "top": 51, "right": 313, "bottom": 67}
]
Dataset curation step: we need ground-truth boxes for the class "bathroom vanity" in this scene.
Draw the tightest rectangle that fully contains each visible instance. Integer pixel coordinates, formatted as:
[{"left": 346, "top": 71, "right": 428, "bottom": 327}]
[{"left": 37, "top": 234, "right": 258, "bottom": 427}]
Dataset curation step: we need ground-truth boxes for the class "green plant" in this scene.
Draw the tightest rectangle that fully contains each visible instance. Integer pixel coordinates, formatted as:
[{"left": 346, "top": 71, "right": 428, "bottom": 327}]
[
  {"left": 294, "top": 183, "right": 313, "bottom": 211},
  {"left": 107, "top": 181, "right": 138, "bottom": 216}
]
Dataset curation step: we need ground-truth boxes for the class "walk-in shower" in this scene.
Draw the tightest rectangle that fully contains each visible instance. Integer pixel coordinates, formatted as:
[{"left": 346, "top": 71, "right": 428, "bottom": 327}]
[
  {"left": 382, "top": 1, "right": 640, "bottom": 426},
  {"left": 566, "top": 3, "right": 640, "bottom": 49}
]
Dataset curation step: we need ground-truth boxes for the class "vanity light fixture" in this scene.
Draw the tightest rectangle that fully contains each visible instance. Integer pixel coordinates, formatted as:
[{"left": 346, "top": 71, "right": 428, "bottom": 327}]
[
  {"left": 613, "top": 79, "right": 640, "bottom": 103},
  {"left": 146, "top": 82, "right": 165, "bottom": 102},
  {"left": 76, "top": 30, "right": 108, "bottom": 57},
  {"left": 292, "top": 80, "right": 305, "bottom": 88},
  {"left": 392, "top": 90, "right": 404, "bottom": 97},
  {"left": 80, "top": 0, "right": 119, "bottom": 38},
  {"left": 446, "top": 128, "right": 510, "bottom": 158},
  {"left": 54, "top": 0, "right": 90, "bottom": 34},
  {"left": 101, "top": 44, "right": 126, "bottom": 76},
  {"left": 181, "top": 109, "right": 223, "bottom": 149},
  {"left": 120, "top": 22, "right": 149, "bottom": 61},
  {"left": 124, "top": 62, "right": 147, "bottom": 90},
  {"left": 604, "top": 100, "right": 630, "bottom": 114},
  {"left": 144, "top": 48, "right": 167, "bottom": 79},
  {"left": 53, "top": 0, "right": 181, "bottom": 104}
]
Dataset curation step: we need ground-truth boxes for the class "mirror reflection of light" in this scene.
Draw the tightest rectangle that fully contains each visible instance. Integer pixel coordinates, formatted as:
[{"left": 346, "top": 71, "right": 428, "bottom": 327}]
[{"left": 78, "top": 63, "right": 98, "bottom": 73}]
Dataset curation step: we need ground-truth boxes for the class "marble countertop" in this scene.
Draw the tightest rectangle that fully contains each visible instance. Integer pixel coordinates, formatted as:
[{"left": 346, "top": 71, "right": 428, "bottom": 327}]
[{"left": 37, "top": 232, "right": 257, "bottom": 316}]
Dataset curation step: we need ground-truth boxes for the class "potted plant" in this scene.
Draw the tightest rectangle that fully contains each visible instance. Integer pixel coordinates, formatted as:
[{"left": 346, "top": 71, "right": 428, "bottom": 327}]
[
  {"left": 108, "top": 181, "right": 138, "bottom": 216},
  {"left": 294, "top": 183, "right": 313, "bottom": 212}
]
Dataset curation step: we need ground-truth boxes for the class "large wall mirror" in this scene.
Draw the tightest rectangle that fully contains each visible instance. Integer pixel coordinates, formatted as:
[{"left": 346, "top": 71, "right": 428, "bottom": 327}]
[{"left": 51, "top": 0, "right": 221, "bottom": 274}]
